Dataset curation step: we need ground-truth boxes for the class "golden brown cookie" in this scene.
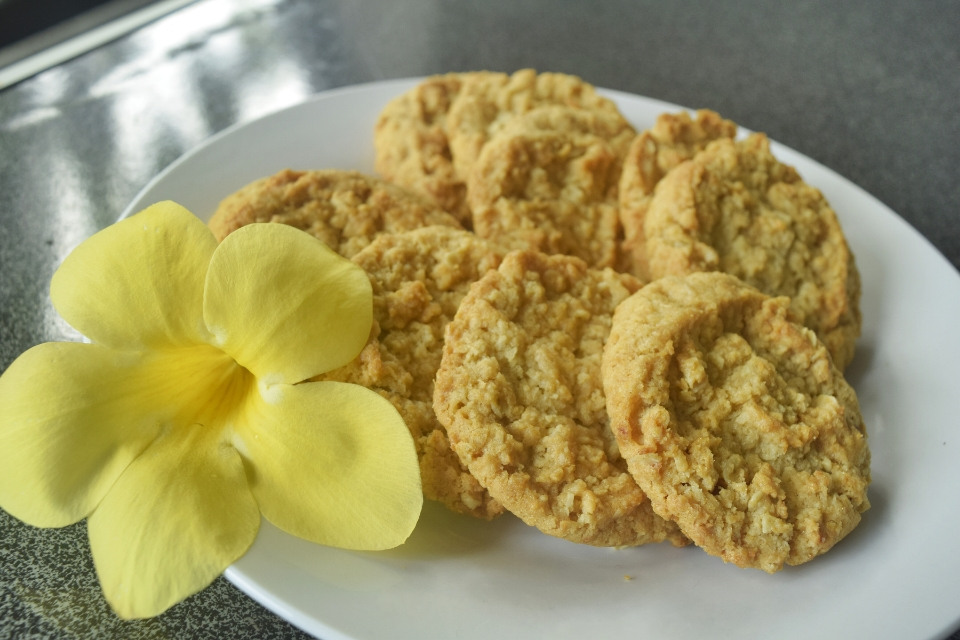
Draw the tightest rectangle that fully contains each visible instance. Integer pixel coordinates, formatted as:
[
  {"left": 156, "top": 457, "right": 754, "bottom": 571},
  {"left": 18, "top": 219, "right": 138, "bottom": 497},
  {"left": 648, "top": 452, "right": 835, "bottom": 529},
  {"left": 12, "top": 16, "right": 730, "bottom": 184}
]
[
  {"left": 642, "top": 133, "right": 862, "bottom": 369},
  {"left": 602, "top": 272, "right": 871, "bottom": 572},
  {"left": 373, "top": 74, "right": 472, "bottom": 224},
  {"left": 618, "top": 109, "right": 737, "bottom": 277},
  {"left": 493, "top": 103, "right": 637, "bottom": 153},
  {"left": 465, "top": 107, "right": 631, "bottom": 269},
  {"left": 208, "top": 169, "right": 461, "bottom": 257},
  {"left": 316, "top": 226, "right": 506, "bottom": 519},
  {"left": 446, "top": 69, "right": 632, "bottom": 179},
  {"left": 434, "top": 250, "right": 686, "bottom": 547}
]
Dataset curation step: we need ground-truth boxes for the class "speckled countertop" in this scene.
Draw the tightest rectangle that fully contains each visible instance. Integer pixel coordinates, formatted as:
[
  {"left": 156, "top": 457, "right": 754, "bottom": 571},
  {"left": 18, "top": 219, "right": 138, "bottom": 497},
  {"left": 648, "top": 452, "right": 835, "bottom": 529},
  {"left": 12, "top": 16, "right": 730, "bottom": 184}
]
[{"left": 1, "top": 1, "right": 958, "bottom": 638}]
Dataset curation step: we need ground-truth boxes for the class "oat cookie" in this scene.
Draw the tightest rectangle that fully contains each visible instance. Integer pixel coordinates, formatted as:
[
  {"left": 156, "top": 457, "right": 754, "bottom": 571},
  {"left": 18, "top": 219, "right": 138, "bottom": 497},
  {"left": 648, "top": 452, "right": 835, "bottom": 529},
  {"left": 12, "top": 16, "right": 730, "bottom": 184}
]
[
  {"left": 643, "top": 133, "right": 861, "bottom": 369},
  {"left": 494, "top": 103, "right": 637, "bottom": 154},
  {"left": 618, "top": 109, "right": 737, "bottom": 277},
  {"left": 602, "top": 272, "right": 871, "bottom": 572},
  {"left": 466, "top": 107, "right": 630, "bottom": 269},
  {"left": 373, "top": 74, "right": 472, "bottom": 224},
  {"left": 208, "top": 169, "right": 461, "bottom": 257},
  {"left": 446, "top": 69, "right": 634, "bottom": 178},
  {"left": 316, "top": 226, "right": 505, "bottom": 519},
  {"left": 434, "top": 250, "right": 686, "bottom": 547}
]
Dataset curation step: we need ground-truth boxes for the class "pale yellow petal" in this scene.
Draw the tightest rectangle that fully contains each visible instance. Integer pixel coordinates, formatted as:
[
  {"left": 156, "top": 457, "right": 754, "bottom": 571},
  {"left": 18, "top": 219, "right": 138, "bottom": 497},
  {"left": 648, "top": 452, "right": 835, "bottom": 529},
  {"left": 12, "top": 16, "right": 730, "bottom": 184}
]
[
  {"left": 50, "top": 202, "right": 216, "bottom": 350},
  {"left": 88, "top": 426, "right": 259, "bottom": 619},
  {"left": 203, "top": 224, "right": 372, "bottom": 383},
  {"left": 0, "top": 342, "right": 162, "bottom": 527},
  {"left": 234, "top": 381, "right": 421, "bottom": 550}
]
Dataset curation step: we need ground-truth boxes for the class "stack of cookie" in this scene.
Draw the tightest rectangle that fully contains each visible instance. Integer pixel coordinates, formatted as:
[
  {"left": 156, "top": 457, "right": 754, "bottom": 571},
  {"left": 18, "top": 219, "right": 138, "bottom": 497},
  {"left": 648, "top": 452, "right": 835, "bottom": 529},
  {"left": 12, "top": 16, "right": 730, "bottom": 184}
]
[
  {"left": 207, "top": 69, "right": 870, "bottom": 573},
  {"left": 375, "top": 69, "right": 635, "bottom": 269}
]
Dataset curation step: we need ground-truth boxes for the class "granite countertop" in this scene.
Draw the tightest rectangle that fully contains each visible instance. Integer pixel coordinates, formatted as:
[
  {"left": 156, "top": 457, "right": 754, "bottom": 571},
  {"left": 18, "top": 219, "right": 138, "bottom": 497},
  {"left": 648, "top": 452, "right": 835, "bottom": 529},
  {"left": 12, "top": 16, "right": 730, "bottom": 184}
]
[{"left": 1, "top": 1, "right": 958, "bottom": 638}]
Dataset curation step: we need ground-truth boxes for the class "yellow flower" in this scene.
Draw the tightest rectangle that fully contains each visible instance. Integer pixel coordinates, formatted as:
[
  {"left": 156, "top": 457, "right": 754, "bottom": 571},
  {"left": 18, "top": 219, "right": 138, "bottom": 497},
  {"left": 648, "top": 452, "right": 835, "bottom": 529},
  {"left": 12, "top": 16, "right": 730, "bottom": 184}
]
[{"left": 0, "top": 202, "right": 422, "bottom": 619}]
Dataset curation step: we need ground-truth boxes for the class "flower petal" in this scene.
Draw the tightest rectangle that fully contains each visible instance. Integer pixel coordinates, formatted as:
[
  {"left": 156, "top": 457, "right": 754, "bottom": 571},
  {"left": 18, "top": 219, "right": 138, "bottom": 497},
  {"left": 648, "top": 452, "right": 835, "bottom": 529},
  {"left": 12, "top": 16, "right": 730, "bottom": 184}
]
[
  {"left": 203, "top": 224, "right": 372, "bottom": 383},
  {"left": 88, "top": 426, "right": 259, "bottom": 619},
  {"left": 235, "top": 381, "right": 422, "bottom": 550},
  {"left": 50, "top": 202, "right": 217, "bottom": 350},
  {"left": 0, "top": 342, "right": 162, "bottom": 528}
]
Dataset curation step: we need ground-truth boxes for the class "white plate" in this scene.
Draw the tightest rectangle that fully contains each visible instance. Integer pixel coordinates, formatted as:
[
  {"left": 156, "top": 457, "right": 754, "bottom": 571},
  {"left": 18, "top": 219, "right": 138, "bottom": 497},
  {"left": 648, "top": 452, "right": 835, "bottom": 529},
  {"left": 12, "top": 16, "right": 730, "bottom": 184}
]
[{"left": 125, "top": 80, "right": 960, "bottom": 640}]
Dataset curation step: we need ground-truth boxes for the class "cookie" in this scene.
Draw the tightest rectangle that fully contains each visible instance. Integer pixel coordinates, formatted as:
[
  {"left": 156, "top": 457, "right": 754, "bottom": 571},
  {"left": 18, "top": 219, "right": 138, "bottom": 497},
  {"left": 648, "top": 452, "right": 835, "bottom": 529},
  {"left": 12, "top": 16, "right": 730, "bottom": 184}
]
[
  {"left": 446, "top": 69, "right": 633, "bottom": 179},
  {"left": 316, "top": 226, "right": 506, "bottom": 519},
  {"left": 466, "top": 107, "right": 631, "bottom": 269},
  {"left": 373, "top": 74, "right": 472, "bottom": 224},
  {"left": 618, "top": 109, "right": 737, "bottom": 277},
  {"left": 642, "top": 133, "right": 862, "bottom": 369},
  {"left": 491, "top": 103, "right": 637, "bottom": 153},
  {"left": 434, "top": 250, "right": 686, "bottom": 547},
  {"left": 602, "top": 272, "right": 871, "bottom": 572},
  {"left": 208, "top": 169, "right": 461, "bottom": 257}
]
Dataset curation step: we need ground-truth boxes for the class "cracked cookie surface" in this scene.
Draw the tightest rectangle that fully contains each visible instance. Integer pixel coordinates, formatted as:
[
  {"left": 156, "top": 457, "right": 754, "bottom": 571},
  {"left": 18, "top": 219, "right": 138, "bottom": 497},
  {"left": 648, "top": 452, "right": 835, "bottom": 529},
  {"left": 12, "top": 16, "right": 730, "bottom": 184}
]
[
  {"left": 642, "top": 133, "right": 861, "bottom": 369},
  {"left": 374, "top": 74, "right": 472, "bottom": 224},
  {"left": 466, "top": 106, "right": 633, "bottom": 269},
  {"left": 618, "top": 109, "right": 737, "bottom": 277},
  {"left": 434, "top": 250, "right": 686, "bottom": 547},
  {"left": 208, "top": 169, "right": 461, "bottom": 257},
  {"left": 446, "top": 69, "right": 632, "bottom": 180},
  {"left": 602, "top": 272, "right": 871, "bottom": 571}
]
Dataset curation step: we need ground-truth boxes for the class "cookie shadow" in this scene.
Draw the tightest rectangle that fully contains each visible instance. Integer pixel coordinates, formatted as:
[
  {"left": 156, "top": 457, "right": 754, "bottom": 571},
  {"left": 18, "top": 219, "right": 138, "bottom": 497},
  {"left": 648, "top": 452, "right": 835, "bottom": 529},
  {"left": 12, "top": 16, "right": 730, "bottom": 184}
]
[
  {"left": 382, "top": 499, "right": 528, "bottom": 560},
  {"left": 843, "top": 341, "right": 875, "bottom": 390}
]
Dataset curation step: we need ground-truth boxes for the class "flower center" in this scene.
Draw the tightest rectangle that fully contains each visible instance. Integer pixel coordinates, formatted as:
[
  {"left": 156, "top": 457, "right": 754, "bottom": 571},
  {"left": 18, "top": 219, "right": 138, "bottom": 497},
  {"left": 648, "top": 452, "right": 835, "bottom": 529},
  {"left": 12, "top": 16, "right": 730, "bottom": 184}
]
[{"left": 144, "top": 344, "right": 257, "bottom": 433}]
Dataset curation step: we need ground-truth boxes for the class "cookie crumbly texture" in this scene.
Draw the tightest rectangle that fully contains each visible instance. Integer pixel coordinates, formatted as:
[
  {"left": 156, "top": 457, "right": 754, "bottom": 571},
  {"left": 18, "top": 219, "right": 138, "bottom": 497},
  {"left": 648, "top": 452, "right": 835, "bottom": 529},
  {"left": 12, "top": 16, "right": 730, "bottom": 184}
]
[
  {"left": 446, "top": 69, "right": 633, "bottom": 179},
  {"left": 466, "top": 106, "right": 633, "bottom": 269},
  {"left": 642, "top": 133, "right": 862, "bottom": 369},
  {"left": 434, "top": 250, "right": 687, "bottom": 547},
  {"left": 602, "top": 272, "right": 870, "bottom": 572},
  {"left": 618, "top": 109, "right": 737, "bottom": 277},
  {"left": 208, "top": 169, "right": 461, "bottom": 257},
  {"left": 373, "top": 73, "right": 472, "bottom": 225},
  {"left": 316, "top": 226, "right": 506, "bottom": 520}
]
